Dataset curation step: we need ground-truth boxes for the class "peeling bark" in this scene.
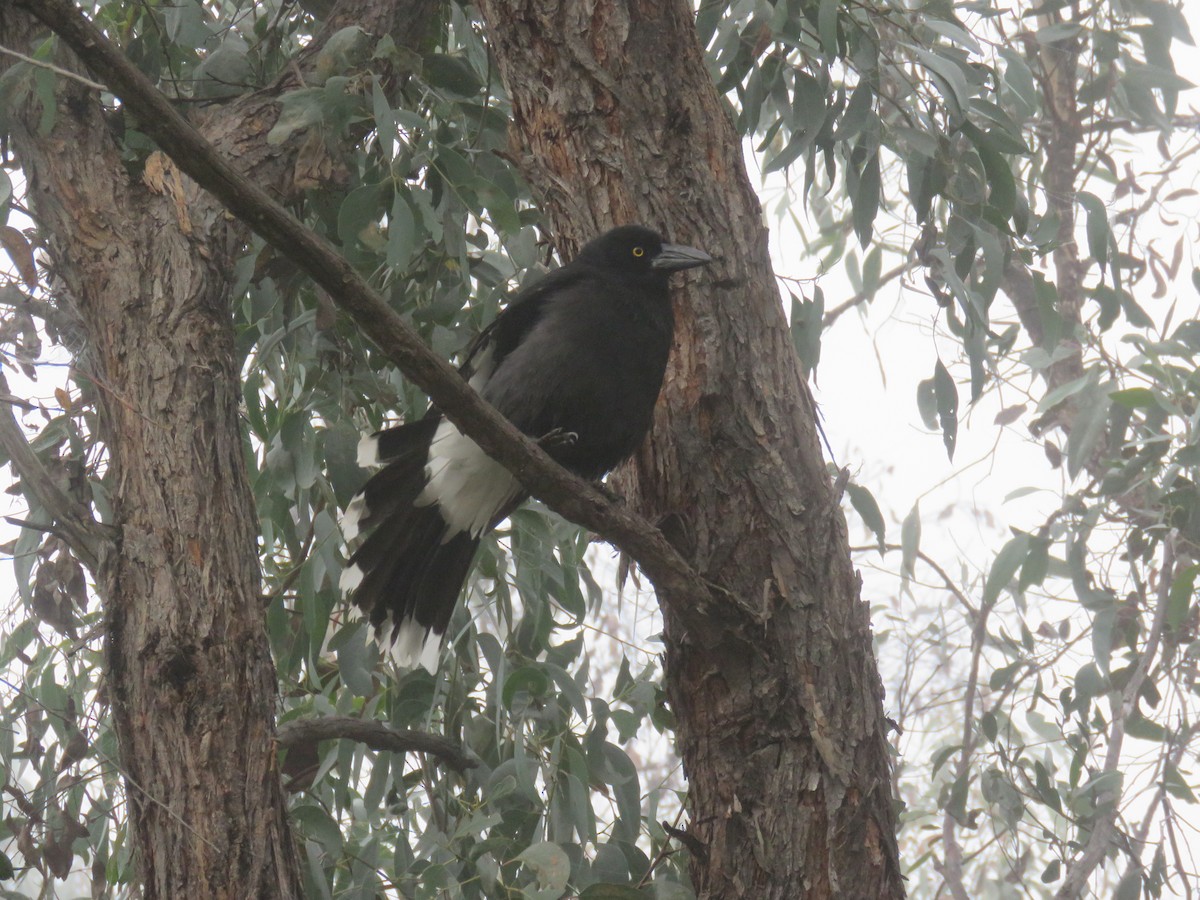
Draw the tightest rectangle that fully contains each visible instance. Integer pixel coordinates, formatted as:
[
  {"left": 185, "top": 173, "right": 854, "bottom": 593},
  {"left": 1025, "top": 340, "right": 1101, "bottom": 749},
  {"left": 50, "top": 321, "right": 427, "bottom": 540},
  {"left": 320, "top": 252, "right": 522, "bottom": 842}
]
[
  {"left": 1, "top": 1, "right": 435, "bottom": 894},
  {"left": 476, "top": 0, "right": 904, "bottom": 896}
]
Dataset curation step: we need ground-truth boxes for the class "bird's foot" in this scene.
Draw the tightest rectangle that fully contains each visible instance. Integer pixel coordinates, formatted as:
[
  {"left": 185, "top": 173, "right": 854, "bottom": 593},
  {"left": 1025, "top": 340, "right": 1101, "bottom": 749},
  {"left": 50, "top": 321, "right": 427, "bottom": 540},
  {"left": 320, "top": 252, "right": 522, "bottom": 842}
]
[{"left": 539, "top": 428, "right": 579, "bottom": 451}]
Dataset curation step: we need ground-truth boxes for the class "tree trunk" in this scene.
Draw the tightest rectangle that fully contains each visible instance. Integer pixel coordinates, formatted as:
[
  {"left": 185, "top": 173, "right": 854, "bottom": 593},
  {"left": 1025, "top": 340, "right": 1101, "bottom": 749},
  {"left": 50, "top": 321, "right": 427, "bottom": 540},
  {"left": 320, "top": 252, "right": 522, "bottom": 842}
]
[
  {"left": 0, "top": 22, "right": 303, "bottom": 900},
  {"left": 1, "top": 1, "right": 434, "bottom": 893},
  {"left": 475, "top": 1, "right": 904, "bottom": 896}
]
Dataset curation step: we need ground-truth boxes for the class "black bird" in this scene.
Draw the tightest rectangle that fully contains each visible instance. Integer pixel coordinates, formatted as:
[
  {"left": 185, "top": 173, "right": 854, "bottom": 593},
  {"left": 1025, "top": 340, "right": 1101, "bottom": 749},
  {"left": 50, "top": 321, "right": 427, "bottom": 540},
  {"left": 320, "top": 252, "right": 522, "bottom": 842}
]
[{"left": 340, "top": 225, "right": 712, "bottom": 671}]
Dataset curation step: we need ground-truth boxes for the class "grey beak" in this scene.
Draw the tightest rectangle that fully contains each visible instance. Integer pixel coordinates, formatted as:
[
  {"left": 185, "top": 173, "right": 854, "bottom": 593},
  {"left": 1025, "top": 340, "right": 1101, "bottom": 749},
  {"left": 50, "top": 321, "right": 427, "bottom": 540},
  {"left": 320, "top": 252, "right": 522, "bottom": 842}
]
[{"left": 652, "top": 242, "right": 713, "bottom": 272}]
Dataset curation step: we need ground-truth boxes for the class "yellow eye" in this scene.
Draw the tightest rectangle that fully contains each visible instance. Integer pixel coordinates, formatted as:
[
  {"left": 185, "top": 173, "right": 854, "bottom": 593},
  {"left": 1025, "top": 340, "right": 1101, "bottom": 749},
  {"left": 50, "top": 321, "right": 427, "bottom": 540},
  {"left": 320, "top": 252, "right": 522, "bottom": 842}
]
[{"left": 632, "top": 246, "right": 645, "bottom": 258}]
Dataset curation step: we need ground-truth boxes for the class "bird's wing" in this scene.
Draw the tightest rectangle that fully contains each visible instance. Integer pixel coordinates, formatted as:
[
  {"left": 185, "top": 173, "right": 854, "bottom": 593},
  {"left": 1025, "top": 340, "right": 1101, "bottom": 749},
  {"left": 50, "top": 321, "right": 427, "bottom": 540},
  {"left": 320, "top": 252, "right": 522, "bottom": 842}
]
[{"left": 458, "top": 264, "right": 588, "bottom": 384}]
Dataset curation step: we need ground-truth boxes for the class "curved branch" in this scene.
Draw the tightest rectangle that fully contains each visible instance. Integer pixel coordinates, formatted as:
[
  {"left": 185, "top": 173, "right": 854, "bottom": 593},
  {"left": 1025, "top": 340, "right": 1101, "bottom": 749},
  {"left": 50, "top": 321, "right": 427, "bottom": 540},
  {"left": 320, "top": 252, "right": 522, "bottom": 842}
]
[
  {"left": 20, "top": 0, "right": 714, "bottom": 620},
  {"left": 276, "top": 716, "right": 476, "bottom": 773}
]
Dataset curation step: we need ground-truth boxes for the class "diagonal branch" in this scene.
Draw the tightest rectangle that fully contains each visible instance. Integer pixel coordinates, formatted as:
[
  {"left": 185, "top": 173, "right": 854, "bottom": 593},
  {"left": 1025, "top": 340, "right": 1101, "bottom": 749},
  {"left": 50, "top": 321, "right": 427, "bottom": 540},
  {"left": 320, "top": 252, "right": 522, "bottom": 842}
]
[{"left": 20, "top": 0, "right": 714, "bottom": 617}]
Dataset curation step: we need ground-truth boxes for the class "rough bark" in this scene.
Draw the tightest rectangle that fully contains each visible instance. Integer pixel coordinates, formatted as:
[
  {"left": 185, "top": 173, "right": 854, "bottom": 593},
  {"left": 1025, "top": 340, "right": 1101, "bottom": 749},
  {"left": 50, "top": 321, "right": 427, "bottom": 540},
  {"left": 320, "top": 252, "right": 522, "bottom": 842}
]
[
  {"left": 475, "top": 1, "right": 904, "bottom": 896},
  {"left": 1, "top": 1, "right": 435, "bottom": 894},
  {"left": 2, "top": 49, "right": 300, "bottom": 896}
]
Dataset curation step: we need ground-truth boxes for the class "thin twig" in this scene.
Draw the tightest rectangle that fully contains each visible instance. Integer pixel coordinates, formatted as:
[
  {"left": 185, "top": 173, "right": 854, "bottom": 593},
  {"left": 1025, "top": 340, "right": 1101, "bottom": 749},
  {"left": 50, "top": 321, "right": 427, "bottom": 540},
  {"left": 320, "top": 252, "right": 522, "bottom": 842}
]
[
  {"left": 940, "top": 590, "right": 993, "bottom": 900},
  {"left": 0, "top": 41, "right": 107, "bottom": 91},
  {"left": 1055, "top": 533, "right": 1177, "bottom": 898},
  {"left": 821, "top": 260, "right": 912, "bottom": 329}
]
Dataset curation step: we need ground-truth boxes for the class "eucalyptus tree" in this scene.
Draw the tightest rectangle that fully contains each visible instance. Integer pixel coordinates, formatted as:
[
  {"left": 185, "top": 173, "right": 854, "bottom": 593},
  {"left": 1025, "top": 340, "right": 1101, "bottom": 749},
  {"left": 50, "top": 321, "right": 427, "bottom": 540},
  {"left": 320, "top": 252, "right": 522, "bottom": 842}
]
[{"left": 0, "top": 0, "right": 1193, "bottom": 898}]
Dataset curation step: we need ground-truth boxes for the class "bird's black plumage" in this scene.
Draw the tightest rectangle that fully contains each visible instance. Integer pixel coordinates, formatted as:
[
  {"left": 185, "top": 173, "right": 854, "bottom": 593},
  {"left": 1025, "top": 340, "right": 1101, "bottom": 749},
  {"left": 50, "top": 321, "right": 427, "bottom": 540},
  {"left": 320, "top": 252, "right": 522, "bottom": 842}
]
[{"left": 341, "top": 225, "right": 712, "bottom": 671}]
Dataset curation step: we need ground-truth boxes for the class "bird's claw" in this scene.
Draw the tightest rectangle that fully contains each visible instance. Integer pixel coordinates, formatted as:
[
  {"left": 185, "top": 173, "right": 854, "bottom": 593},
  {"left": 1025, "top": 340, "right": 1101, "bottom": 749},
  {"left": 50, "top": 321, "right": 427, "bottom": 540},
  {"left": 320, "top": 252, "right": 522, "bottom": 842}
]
[{"left": 539, "top": 428, "right": 579, "bottom": 451}]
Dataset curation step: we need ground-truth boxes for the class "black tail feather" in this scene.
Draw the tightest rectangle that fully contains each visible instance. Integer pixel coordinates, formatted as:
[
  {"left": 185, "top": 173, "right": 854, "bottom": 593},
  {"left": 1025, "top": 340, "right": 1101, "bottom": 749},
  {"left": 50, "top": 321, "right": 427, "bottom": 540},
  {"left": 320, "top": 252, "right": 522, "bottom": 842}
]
[{"left": 343, "top": 417, "right": 483, "bottom": 668}]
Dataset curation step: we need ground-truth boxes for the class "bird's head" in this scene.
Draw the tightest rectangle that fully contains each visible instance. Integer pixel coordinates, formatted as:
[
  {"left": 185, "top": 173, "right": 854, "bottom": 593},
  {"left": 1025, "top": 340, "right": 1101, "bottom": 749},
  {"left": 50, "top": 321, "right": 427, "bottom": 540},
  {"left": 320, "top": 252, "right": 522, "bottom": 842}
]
[{"left": 578, "top": 224, "right": 712, "bottom": 277}]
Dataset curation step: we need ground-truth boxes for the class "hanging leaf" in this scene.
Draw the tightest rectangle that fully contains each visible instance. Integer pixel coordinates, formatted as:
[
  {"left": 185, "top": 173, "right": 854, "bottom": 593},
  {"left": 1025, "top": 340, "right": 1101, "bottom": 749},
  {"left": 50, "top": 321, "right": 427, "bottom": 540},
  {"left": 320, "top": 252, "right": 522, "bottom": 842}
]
[
  {"left": 933, "top": 360, "right": 958, "bottom": 460},
  {"left": 846, "top": 482, "right": 886, "bottom": 553},
  {"left": 1077, "top": 192, "right": 1112, "bottom": 274},
  {"left": 983, "top": 532, "right": 1031, "bottom": 607},
  {"left": 852, "top": 151, "right": 881, "bottom": 248}
]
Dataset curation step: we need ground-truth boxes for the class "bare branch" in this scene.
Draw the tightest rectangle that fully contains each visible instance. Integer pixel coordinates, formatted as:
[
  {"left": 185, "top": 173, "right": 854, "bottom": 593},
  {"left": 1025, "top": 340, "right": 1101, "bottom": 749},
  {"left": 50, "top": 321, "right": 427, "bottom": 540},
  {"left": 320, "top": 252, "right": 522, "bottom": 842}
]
[
  {"left": 19, "top": 0, "right": 716, "bottom": 622},
  {"left": 0, "top": 41, "right": 106, "bottom": 91},
  {"left": 821, "top": 260, "right": 912, "bottom": 329},
  {"left": 940, "top": 590, "right": 994, "bottom": 900},
  {"left": 276, "top": 716, "right": 476, "bottom": 773}
]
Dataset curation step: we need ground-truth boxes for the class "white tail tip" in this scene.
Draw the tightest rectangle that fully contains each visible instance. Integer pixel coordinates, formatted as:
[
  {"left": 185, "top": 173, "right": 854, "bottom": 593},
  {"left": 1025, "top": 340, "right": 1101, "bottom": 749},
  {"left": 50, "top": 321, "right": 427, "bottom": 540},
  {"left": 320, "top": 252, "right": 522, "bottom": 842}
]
[
  {"left": 341, "top": 495, "right": 367, "bottom": 541},
  {"left": 357, "top": 433, "right": 381, "bottom": 468},
  {"left": 373, "top": 619, "right": 442, "bottom": 674},
  {"left": 339, "top": 563, "right": 364, "bottom": 593}
]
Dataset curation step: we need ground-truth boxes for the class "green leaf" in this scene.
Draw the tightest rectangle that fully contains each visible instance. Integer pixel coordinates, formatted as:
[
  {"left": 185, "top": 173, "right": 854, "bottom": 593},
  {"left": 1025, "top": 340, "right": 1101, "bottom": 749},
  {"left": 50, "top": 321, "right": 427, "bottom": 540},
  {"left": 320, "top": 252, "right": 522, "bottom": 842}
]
[
  {"left": 1018, "top": 536, "right": 1050, "bottom": 590},
  {"left": 293, "top": 804, "right": 344, "bottom": 855},
  {"left": 853, "top": 151, "right": 881, "bottom": 248},
  {"left": 916, "top": 378, "right": 939, "bottom": 431},
  {"left": 1164, "top": 761, "right": 1197, "bottom": 803},
  {"left": 989, "top": 660, "right": 1023, "bottom": 690},
  {"left": 314, "top": 26, "right": 371, "bottom": 79},
  {"left": 1109, "top": 387, "right": 1158, "bottom": 409},
  {"left": 518, "top": 841, "right": 571, "bottom": 893},
  {"left": 984, "top": 532, "right": 1031, "bottom": 607},
  {"left": 914, "top": 46, "right": 971, "bottom": 118},
  {"left": 789, "top": 288, "right": 824, "bottom": 372},
  {"left": 1036, "top": 22, "right": 1083, "bottom": 43},
  {"left": 335, "top": 625, "right": 376, "bottom": 696},
  {"left": 763, "top": 127, "right": 811, "bottom": 175},
  {"left": 387, "top": 191, "right": 417, "bottom": 271},
  {"left": 502, "top": 665, "right": 552, "bottom": 710},
  {"left": 337, "top": 182, "right": 385, "bottom": 250},
  {"left": 900, "top": 503, "right": 921, "bottom": 582},
  {"left": 1167, "top": 564, "right": 1199, "bottom": 632},
  {"left": 981, "top": 711, "right": 998, "bottom": 742},
  {"left": 846, "top": 482, "right": 886, "bottom": 553},
  {"left": 1041, "top": 859, "right": 1061, "bottom": 884},
  {"left": 1066, "top": 380, "right": 1112, "bottom": 479},
  {"left": 1078, "top": 192, "right": 1111, "bottom": 274},
  {"left": 194, "top": 34, "right": 251, "bottom": 99},
  {"left": 1093, "top": 603, "right": 1117, "bottom": 674},
  {"left": 838, "top": 82, "right": 875, "bottom": 142},
  {"left": 817, "top": 0, "right": 840, "bottom": 58},
  {"left": 933, "top": 360, "right": 958, "bottom": 460}
]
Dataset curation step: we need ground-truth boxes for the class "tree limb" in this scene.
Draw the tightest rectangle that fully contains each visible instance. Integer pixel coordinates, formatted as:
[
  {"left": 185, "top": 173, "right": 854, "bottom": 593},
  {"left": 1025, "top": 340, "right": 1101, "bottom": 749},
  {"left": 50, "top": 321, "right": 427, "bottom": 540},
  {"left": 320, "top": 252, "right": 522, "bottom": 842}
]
[
  {"left": 19, "top": 0, "right": 716, "bottom": 619},
  {"left": 276, "top": 716, "right": 476, "bottom": 773}
]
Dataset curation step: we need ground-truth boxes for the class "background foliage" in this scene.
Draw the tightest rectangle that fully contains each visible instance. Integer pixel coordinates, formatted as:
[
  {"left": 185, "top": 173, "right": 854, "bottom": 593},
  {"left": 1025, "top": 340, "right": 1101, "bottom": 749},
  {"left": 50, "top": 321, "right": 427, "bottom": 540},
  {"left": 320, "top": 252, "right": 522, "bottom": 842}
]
[{"left": 0, "top": 0, "right": 1197, "bottom": 897}]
